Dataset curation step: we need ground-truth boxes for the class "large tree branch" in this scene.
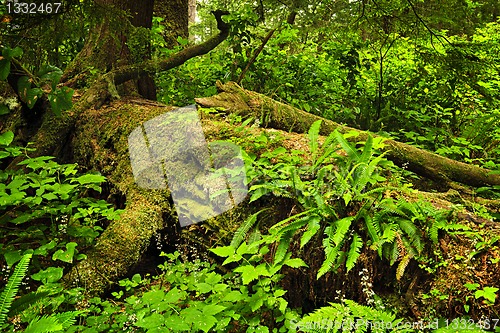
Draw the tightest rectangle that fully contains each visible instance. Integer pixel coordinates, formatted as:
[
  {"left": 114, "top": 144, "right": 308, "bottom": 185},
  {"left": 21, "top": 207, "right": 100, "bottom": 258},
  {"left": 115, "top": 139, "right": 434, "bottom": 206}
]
[{"left": 109, "top": 10, "right": 230, "bottom": 87}]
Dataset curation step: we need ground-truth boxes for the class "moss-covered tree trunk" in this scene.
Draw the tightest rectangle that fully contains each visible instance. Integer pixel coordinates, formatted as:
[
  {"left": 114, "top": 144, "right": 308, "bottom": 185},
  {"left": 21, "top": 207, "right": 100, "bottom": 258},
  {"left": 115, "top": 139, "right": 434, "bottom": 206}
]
[{"left": 196, "top": 81, "right": 500, "bottom": 188}]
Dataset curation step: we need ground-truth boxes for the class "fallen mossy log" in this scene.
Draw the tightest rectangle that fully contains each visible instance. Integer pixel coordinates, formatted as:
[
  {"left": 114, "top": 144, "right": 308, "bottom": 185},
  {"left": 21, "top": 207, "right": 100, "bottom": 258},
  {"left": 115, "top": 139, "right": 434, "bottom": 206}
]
[{"left": 196, "top": 81, "right": 500, "bottom": 187}]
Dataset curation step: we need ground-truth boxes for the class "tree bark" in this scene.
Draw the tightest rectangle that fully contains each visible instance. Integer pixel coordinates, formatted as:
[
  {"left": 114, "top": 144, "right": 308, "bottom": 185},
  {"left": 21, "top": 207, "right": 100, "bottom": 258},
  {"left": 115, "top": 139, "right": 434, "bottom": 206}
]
[
  {"left": 195, "top": 81, "right": 500, "bottom": 187},
  {"left": 154, "top": 0, "right": 188, "bottom": 46}
]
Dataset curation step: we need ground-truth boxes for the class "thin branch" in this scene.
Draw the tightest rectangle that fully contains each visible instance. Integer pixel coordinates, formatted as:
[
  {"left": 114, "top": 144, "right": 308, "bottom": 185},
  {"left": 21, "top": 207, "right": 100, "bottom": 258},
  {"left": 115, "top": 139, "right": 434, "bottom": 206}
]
[
  {"left": 405, "top": 0, "right": 452, "bottom": 49},
  {"left": 237, "top": 28, "right": 276, "bottom": 85},
  {"left": 236, "top": 11, "right": 296, "bottom": 85}
]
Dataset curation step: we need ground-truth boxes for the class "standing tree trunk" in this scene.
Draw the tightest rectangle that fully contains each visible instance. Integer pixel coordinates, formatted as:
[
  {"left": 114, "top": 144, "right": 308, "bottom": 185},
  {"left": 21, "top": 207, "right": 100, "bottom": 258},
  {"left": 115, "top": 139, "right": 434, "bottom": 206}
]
[
  {"left": 154, "top": 0, "right": 189, "bottom": 46},
  {"left": 62, "top": 0, "right": 188, "bottom": 100},
  {"left": 0, "top": 0, "right": 231, "bottom": 296}
]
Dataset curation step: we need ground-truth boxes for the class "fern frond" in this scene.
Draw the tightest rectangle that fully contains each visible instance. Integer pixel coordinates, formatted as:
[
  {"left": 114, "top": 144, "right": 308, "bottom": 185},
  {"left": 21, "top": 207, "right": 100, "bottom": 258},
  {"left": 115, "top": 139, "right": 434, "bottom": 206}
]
[
  {"left": 317, "top": 227, "right": 343, "bottom": 278},
  {"left": 24, "top": 315, "right": 62, "bottom": 333},
  {"left": 365, "top": 214, "right": 381, "bottom": 244},
  {"left": 300, "top": 215, "right": 322, "bottom": 248},
  {"left": 334, "top": 130, "right": 359, "bottom": 162},
  {"left": 346, "top": 233, "right": 363, "bottom": 272},
  {"left": 332, "top": 216, "right": 354, "bottom": 246},
  {"left": 376, "top": 198, "right": 408, "bottom": 218},
  {"left": 429, "top": 218, "right": 443, "bottom": 244},
  {"left": 308, "top": 120, "right": 322, "bottom": 164},
  {"left": 52, "top": 311, "right": 84, "bottom": 329},
  {"left": 299, "top": 300, "right": 407, "bottom": 332},
  {"left": 274, "top": 231, "right": 293, "bottom": 264},
  {"left": 359, "top": 134, "right": 374, "bottom": 164},
  {"left": 269, "top": 209, "right": 313, "bottom": 234},
  {"left": 8, "top": 291, "right": 51, "bottom": 317},
  {"left": 275, "top": 217, "right": 310, "bottom": 238},
  {"left": 298, "top": 302, "right": 347, "bottom": 332},
  {"left": 0, "top": 253, "right": 32, "bottom": 327},
  {"left": 231, "top": 211, "right": 261, "bottom": 248},
  {"left": 386, "top": 241, "right": 400, "bottom": 266},
  {"left": 396, "top": 253, "right": 412, "bottom": 281},
  {"left": 397, "top": 218, "right": 424, "bottom": 254}
]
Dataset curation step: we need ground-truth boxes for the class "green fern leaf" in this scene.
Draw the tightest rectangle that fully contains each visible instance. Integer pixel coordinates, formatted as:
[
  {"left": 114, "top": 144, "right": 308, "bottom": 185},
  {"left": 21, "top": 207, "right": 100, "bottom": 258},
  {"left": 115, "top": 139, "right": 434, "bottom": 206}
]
[
  {"left": 313, "top": 137, "right": 339, "bottom": 170},
  {"left": 397, "top": 218, "right": 423, "bottom": 254},
  {"left": 429, "top": 219, "right": 442, "bottom": 244},
  {"left": 53, "top": 311, "right": 84, "bottom": 329},
  {"left": 396, "top": 253, "right": 412, "bottom": 281},
  {"left": 231, "top": 211, "right": 261, "bottom": 248},
  {"left": 332, "top": 216, "right": 354, "bottom": 246},
  {"left": 317, "top": 227, "right": 343, "bottom": 278},
  {"left": 346, "top": 233, "right": 363, "bottom": 272},
  {"left": 334, "top": 130, "right": 359, "bottom": 161},
  {"left": 308, "top": 120, "right": 322, "bottom": 163},
  {"left": 274, "top": 231, "right": 293, "bottom": 264},
  {"left": 8, "top": 291, "right": 51, "bottom": 317},
  {"left": 359, "top": 134, "right": 374, "bottom": 164},
  {"left": 24, "top": 315, "right": 62, "bottom": 333},
  {"left": 388, "top": 241, "right": 400, "bottom": 266},
  {"left": 365, "top": 214, "right": 381, "bottom": 244},
  {"left": 0, "top": 253, "right": 32, "bottom": 327},
  {"left": 300, "top": 215, "right": 322, "bottom": 248}
]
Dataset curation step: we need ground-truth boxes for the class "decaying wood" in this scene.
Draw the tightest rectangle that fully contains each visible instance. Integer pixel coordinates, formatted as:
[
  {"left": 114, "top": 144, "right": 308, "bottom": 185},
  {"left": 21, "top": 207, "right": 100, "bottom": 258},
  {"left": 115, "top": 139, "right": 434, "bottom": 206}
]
[{"left": 196, "top": 81, "right": 500, "bottom": 187}]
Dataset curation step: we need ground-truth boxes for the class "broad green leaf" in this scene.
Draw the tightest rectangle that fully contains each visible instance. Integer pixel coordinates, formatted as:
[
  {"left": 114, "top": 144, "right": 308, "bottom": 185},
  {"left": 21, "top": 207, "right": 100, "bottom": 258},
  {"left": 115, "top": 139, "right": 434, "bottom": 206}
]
[
  {"left": 283, "top": 258, "right": 307, "bottom": 268},
  {"left": 52, "top": 242, "right": 77, "bottom": 263},
  {"left": 3, "top": 46, "right": 23, "bottom": 59},
  {"left": 17, "top": 76, "right": 31, "bottom": 102},
  {"left": 31, "top": 267, "right": 64, "bottom": 284},
  {"left": 222, "top": 290, "right": 243, "bottom": 302},
  {"left": 0, "top": 59, "right": 10, "bottom": 80},
  {"left": 196, "top": 315, "right": 218, "bottom": 333},
  {"left": 135, "top": 313, "right": 165, "bottom": 329},
  {"left": 204, "top": 272, "right": 222, "bottom": 285},
  {"left": 197, "top": 283, "right": 213, "bottom": 294},
  {"left": 0, "top": 104, "right": 9, "bottom": 115},
  {"left": 26, "top": 87, "right": 43, "bottom": 109},
  {"left": 209, "top": 245, "right": 234, "bottom": 258},
  {"left": 0, "top": 131, "right": 14, "bottom": 146},
  {"left": 33, "top": 240, "right": 58, "bottom": 256},
  {"left": 4, "top": 251, "right": 23, "bottom": 267},
  {"left": 164, "top": 317, "right": 190, "bottom": 330},
  {"left": 141, "top": 290, "right": 164, "bottom": 306},
  {"left": 202, "top": 304, "right": 226, "bottom": 316},
  {"left": 73, "top": 173, "right": 106, "bottom": 185},
  {"left": 37, "top": 64, "right": 63, "bottom": 89},
  {"left": 48, "top": 87, "right": 74, "bottom": 116},
  {"left": 164, "top": 287, "right": 184, "bottom": 303},
  {"left": 234, "top": 263, "right": 270, "bottom": 285}
]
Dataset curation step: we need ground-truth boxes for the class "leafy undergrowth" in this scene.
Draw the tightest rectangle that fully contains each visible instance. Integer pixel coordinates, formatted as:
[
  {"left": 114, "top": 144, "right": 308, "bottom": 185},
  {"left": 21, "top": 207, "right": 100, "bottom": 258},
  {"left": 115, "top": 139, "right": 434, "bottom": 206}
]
[{"left": 2, "top": 118, "right": 500, "bottom": 332}]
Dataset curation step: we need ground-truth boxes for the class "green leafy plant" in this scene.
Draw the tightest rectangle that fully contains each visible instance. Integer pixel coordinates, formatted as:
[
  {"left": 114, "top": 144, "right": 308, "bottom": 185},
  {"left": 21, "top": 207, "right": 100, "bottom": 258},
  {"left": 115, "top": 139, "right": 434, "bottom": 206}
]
[
  {"left": 295, "top": 299, "right": 411, "bottom": 332},
  {"left": 239, "top": 120, "right": 468, "bottom": 282},
  {"left": 0, "top": 137, "right": 122, "bottom": 268},
  {"left": 0, "top": 46, "right": 73, "bottom": 116},
  {"left": 75, "top": 251, "right": 300, "bottom": 332},
  {"left": 0, "top": 253, "right": 32, "bottom": 328}
]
